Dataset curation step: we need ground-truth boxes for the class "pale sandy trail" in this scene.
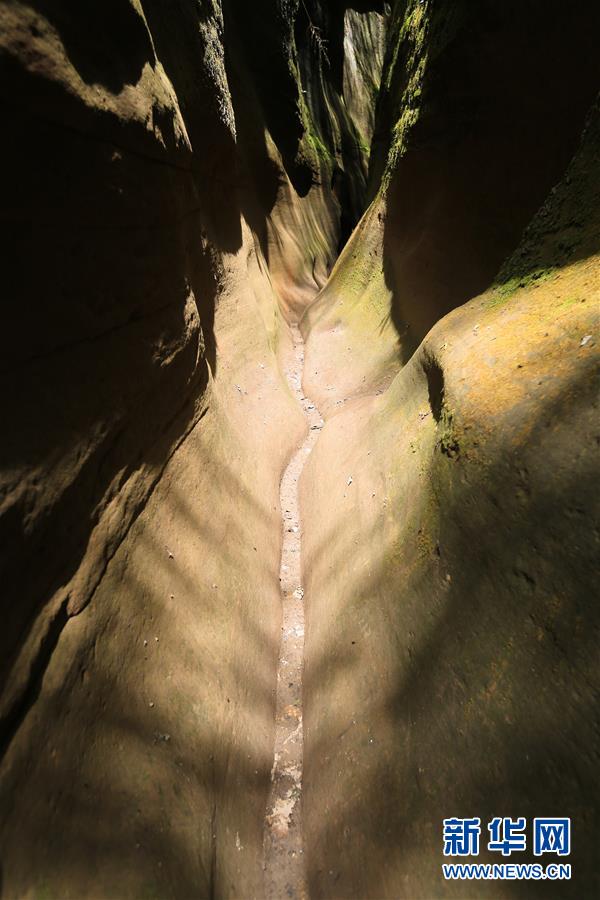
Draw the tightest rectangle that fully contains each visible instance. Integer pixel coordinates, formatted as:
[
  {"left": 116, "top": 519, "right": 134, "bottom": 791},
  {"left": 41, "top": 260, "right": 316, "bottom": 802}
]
[{"left": 263, "top": 323, "right": 323, "bottom": 899}]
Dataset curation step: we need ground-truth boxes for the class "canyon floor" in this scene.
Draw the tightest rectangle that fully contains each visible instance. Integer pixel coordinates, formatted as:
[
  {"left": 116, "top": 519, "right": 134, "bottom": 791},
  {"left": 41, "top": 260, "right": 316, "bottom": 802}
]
[{"left": 264, "top": 324, "right": 323, "bottom": 900}]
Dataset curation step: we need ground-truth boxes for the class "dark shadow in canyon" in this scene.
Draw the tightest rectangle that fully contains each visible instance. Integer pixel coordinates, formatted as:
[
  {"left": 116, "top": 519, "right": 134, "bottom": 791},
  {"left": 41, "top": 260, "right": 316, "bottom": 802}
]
[
  {"left": 295, "top": 0, "right": 388, "bottom": 247},
  {"left": 140, "top": 0, "right": 245, "bottom": 257},
  {"left": 223, "top": 0, "right": 313, "bottom": 198},
  {"left": 22, "top": 0, "right": 156, "bottom": 93},
  {"left": 378, "top": 0, "right": 600, "bottom": 360},
  {"left": 0, "top": 97, "right": 214, "bottom": 766},
  {"left": 220, "top": 0, "right": 282, "bottom": 266}
]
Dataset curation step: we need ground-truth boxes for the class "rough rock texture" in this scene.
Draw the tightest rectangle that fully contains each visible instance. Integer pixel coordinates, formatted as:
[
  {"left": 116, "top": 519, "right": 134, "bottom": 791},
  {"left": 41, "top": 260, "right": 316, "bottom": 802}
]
[{"left": 300, "top": 1, "right": 600, "bottom": 895}]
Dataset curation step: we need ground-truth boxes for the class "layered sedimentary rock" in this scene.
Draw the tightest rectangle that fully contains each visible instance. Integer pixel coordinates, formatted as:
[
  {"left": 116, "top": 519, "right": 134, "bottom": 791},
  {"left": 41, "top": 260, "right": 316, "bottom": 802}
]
[{"left": 301, "top": 1, "right": 600, "bottom": 896}]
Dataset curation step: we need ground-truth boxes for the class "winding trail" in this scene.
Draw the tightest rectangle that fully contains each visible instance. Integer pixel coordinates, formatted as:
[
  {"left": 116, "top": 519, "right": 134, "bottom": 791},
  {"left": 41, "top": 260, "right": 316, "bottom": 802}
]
[{"left": 264, "top": 323, "right": 323, "bottom": 899}]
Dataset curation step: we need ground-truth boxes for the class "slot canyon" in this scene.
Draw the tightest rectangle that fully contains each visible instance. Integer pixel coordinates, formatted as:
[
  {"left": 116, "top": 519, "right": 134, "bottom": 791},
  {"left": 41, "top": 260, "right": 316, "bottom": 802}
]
[{"left": 0, "top": 1, "right": 599, "bottom": 897}]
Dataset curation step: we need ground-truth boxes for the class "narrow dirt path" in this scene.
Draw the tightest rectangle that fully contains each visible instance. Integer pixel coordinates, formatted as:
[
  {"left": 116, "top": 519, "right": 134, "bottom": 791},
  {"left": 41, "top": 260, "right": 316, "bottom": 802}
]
[{"left": 263, "top": 323, "right": 322, "bottom": 899}]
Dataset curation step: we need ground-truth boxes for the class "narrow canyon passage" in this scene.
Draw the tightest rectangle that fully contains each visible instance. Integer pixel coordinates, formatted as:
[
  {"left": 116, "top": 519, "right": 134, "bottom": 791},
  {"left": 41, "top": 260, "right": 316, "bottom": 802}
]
[
  {"left": 1, "top": 2, "right": 599, "bottom": 898},
  {"left": 264, "top": 324, "right": 323, "bottom": 899}
]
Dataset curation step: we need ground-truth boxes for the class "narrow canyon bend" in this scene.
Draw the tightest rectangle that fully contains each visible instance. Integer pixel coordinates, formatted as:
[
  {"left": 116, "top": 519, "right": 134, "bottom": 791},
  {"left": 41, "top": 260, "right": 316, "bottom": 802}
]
[{"left": 0, "top": 2, "right": 599, "bottom": 899}]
